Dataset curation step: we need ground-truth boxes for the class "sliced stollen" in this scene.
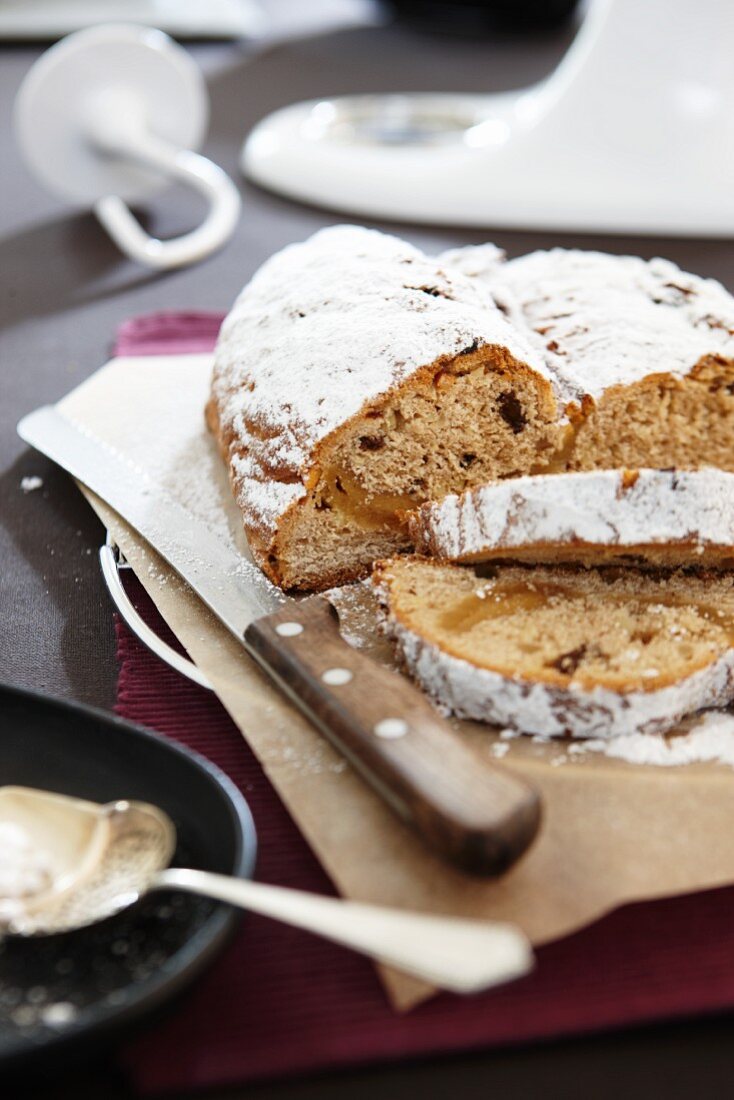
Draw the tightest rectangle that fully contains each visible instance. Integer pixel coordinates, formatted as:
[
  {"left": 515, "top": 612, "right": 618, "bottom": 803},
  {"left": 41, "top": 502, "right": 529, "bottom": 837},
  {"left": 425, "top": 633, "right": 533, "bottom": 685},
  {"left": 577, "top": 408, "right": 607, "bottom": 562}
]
[
  {"left": 207, "top": 226, "right": 561, "bottom": 591},
  {"left": 209, "top": 228, "right": 734, "bottom": 593},
  {"left": 410, "top": 468, "right": 734, "bottom": 571},
  {"left": 373, "top": 558, "right": 734, "bottom": 739}
]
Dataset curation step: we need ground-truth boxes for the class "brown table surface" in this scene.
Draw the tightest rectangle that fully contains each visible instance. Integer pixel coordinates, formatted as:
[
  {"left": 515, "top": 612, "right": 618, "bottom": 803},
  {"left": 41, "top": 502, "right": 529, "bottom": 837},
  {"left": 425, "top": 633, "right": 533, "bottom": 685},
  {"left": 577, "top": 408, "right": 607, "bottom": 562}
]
[{"left": 3, "top": 4, "right": 734, "bottom": 1097}]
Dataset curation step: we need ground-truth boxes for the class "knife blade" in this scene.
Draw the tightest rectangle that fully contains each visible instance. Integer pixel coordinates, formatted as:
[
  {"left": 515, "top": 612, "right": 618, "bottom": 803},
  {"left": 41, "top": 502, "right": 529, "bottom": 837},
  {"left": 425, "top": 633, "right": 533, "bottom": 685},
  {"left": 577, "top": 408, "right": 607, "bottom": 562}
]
[
  {"left": 18, "top": 404, "right": 541, "bottom": 875},
  {"left": 20, "top": 405, "right": 284, "bottom": 632}
]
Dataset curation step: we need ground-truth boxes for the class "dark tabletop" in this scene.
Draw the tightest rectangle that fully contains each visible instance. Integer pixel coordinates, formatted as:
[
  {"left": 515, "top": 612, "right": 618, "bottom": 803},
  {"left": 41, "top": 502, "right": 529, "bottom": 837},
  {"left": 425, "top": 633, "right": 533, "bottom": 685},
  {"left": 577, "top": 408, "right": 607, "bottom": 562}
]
[{"left": 2, "top": 3, "right": 734, "bottom": 1096}]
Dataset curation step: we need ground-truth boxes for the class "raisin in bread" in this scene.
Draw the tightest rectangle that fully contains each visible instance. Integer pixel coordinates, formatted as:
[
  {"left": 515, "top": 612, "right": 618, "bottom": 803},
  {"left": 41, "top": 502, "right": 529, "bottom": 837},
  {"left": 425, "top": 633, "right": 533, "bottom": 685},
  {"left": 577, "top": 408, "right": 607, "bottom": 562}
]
[
  {"left": 207, "top": 226, "right": 561, "bottom": 590},
  {"left": 410, "top": 468, "right": 734, "bottom": 571},
  {"left": 373, "top": 558, "right": 734, "bottom": 739}
]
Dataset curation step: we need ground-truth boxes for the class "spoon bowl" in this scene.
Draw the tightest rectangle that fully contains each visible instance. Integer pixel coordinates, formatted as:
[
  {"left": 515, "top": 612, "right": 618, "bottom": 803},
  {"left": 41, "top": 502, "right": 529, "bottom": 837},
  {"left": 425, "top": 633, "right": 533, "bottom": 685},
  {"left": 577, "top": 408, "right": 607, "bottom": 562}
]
[{"left": 0, "top": 787, "right": 175, "bottom": 936}]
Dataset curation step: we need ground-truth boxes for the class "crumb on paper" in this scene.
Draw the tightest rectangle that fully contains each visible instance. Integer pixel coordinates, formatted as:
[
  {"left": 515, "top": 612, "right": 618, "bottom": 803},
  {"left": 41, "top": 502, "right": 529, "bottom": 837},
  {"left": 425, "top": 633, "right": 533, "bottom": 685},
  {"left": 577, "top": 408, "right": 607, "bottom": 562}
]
[{"left": 20, "top": 476, "right": 43, "bottom": 493}]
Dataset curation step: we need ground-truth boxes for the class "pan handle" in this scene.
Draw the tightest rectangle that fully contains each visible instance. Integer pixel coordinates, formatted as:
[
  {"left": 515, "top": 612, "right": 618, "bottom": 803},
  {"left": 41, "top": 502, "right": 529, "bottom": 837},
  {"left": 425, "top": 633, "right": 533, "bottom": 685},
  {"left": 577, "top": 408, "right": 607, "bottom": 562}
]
[{"left": 99, "top": 535, "right": 213, "bottom": 692}]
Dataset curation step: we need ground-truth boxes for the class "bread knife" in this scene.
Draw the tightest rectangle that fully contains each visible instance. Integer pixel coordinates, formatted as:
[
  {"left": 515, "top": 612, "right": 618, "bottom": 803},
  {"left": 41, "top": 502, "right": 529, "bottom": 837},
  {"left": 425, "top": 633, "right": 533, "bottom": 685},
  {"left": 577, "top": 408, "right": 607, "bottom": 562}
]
[{"left": 18, "top": 405, "right": 541, "bottom": 875}]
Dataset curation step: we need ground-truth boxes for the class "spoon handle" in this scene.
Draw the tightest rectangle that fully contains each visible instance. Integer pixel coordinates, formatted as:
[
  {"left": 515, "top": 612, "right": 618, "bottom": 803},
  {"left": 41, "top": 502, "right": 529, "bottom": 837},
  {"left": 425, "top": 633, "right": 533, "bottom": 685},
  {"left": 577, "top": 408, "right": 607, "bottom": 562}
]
[{"left": 153, "top": 868, "right": 532, "bottom": 994}]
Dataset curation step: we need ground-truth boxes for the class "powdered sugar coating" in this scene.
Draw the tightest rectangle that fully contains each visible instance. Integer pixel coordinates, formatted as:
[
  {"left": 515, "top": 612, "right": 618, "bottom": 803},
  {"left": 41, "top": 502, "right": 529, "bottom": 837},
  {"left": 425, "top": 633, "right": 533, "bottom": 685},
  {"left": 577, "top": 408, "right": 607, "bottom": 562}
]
[
  {"left": 438, "top": 242, "right": 507, "bottom": 282},
  {"left": 211, "top": 225, "right": 552, "bottom": 540},
  {"left": 442, "top": 247, "right": 734, "bottom": 403},
  {"left": 377, "top": 594, "right": 734, "bottom": 740},
  {"left": 412, "top": 468, "right": 734, "bottom": 561}
]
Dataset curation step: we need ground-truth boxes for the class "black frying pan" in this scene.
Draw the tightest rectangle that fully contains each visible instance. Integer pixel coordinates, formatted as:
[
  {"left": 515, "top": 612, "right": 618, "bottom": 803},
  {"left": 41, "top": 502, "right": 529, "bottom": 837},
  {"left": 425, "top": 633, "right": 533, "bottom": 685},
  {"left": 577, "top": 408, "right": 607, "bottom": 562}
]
[{"left": 0, "top": 683, "right": 257, "bottom": 1073}]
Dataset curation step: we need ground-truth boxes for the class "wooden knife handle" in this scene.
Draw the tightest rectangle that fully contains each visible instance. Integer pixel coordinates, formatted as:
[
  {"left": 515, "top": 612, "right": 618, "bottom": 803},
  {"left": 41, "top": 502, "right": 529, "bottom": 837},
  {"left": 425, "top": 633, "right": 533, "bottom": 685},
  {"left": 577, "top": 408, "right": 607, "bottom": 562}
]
[{"left": 244, "top": 596, "right": 541, "bottom": 876}]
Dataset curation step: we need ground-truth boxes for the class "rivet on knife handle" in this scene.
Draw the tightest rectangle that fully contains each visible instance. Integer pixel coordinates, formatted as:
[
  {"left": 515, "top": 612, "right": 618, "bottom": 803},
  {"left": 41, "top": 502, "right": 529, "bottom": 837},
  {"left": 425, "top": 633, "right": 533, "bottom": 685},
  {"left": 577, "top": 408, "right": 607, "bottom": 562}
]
[{"left": 244, "top": 595, "right": 541, "bottom": 876}]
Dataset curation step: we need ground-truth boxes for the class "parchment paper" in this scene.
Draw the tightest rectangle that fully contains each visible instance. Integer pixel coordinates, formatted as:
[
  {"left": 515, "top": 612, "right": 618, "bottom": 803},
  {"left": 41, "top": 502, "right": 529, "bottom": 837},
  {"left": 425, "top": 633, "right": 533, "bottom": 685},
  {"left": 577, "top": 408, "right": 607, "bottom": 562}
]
[{"left": 59, "top": 355, "right": 734, "bottom": 1011}]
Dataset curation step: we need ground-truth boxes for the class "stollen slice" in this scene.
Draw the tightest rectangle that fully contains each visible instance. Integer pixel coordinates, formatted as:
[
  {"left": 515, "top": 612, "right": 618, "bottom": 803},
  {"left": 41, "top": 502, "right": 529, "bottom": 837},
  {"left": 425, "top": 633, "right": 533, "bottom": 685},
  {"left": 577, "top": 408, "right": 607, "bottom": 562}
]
[
  {"left": 373, "top": 558, "right": 734, "bottom": 739},
  {"left": 409, "top": 468, "right": 734, "bottom": 571}
]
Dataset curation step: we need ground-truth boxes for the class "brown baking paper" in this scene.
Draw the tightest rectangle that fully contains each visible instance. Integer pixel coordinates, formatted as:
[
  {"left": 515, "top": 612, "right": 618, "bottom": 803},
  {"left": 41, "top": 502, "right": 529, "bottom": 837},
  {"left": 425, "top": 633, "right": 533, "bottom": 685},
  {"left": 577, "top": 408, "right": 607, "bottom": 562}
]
[{"left": 59, "top": 355, "right": 734, "bottom": 1012}]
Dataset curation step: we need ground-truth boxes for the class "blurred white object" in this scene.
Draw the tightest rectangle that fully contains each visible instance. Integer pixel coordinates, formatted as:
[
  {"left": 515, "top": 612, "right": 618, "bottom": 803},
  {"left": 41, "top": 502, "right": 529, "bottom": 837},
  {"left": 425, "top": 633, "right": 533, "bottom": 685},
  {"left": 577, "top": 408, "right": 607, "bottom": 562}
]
[
  {"left": 14, "top": 24, "right": 241, "bottom": 270},
  {"left": 243, "top": 0, "right": 734, "bottom": 237},
  {"left": 0, "top": 0, "right": 263, "bottom": 40}
]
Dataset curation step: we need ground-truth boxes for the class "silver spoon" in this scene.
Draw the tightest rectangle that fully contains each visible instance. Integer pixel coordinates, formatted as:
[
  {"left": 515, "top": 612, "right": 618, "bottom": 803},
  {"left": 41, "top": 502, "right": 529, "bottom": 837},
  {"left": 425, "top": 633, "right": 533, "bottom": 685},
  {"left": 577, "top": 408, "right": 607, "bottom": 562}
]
[{"left": 0, "top": 786, "right": 533, "bottom": 994}]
